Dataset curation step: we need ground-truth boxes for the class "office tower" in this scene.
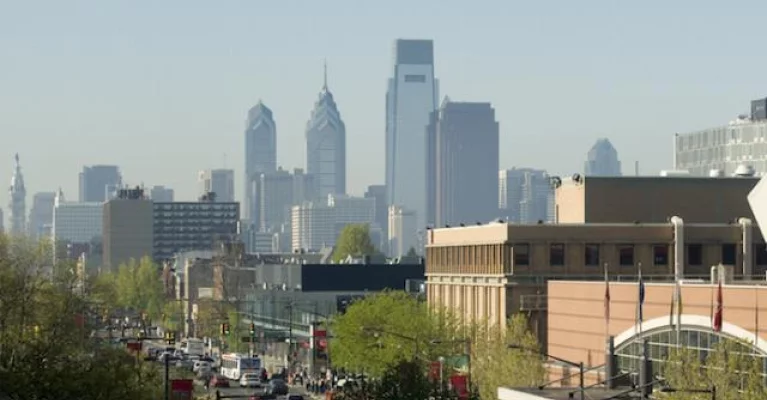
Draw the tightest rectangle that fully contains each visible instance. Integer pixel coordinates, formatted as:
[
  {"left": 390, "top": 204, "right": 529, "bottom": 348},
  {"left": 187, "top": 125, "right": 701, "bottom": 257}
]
[
  {"left": 291, "top": 194, "right": 377, "bottom": 252},
  {"left": 388, "top": 205, "right": 417, "bottom": 258},
  {"left": 28, "top": 191, "right": 56, "bottom": 239},
  {"left": 386, "top": 39, "right": 439, "bottom": 231},
  {"left": 152, "top": 195, "right": 239, "bottom": 262},
  {"left": 752, "top": 97, "right": 767, "bottom": 121},
  {"left": 199, "top": 169, "right": 235, "bottom": 202},
  {"left": 306, "top": 63, "right": 346, "bottom": 197},
  {"left": 79, "top": 165, "right": 122, "bottom": 202},
  {"left": 259, "top": 168, "right": 295, "bottom": 233},
  {"left": 429, "top": 99, "right": 499, "bottom": 228},
  {"left": 499, "top": 168, "right": 554, "bottom": 223},
  {"left": 8, "top": 154, "right": 26, "bottom": 235},
  {"left": 53, "top": 189, "right": 103, "bottom": 263},
  {"left": 244, "top": 101, "right": 277, "bottom": 224},
  {"left": 584, "top": 139, "right": 622, "bottom": 177},
  {"left": 0, "top": 207, "right": 4, "bottom": 232},
  {"left": 149, "top": 185, "right": 175, "bottom": 202},
  {"left": 102, "top": 187, "right": 153, "bottom": 271},
  {"left": 364, "top": 185, "right": 388, "bottom": 250}
]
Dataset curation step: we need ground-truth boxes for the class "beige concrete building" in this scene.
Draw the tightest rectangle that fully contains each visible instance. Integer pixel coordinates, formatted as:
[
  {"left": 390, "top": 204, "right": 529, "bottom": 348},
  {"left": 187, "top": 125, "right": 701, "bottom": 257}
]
[
  {"left": 102, "top": 190, "right": 153, "bottom": 270},
  {"left": 554, "top": 175, "right": 758, "bottom": 224}
]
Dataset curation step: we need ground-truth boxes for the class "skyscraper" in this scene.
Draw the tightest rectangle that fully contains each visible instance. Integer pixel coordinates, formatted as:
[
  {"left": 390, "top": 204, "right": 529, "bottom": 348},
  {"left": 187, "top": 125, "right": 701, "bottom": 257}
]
[
  {"left": 79, "top": 165, "right": 122, "bottom": 202},
  {"left": 199, "top": 169, "right": 235, "bottom": 202},
  {"left": 8, "top": 154, "right": 26, "bottom": 235},
  {"left": 584, "top": 139, "right": 622, "bottom": 176},
  {"left": 28, "top": 191, "right": 56, "bottom": 239},
  {"left": 498, "top": 168, "right": 554, "bottom": 223},
  {"left": 244, "top": 101, "right": 277, "bottom": 225},
  {"left": 386, "top": 39, "right": 439, "bottom": 231},
  {"left": 428, "top": 99, "right": 499, "bottom": 228},
  {"left": 149, "top": 185, "right": 174, "bottom": 202},
  {"left": 306, "top": 62, "right": 346, "bottom": 197}
]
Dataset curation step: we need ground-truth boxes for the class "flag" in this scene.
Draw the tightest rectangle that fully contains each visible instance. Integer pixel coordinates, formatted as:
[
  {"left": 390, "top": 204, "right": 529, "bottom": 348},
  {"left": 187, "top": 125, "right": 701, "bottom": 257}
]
[
  {"left": 713, "top": 280, "right": 723, "bottom": 332},
  {"left": 604, "top": 265, "right": 611, "bottom": 324},
  {"left": 637, "top": 270, "right": 646, "bottom": 324}
]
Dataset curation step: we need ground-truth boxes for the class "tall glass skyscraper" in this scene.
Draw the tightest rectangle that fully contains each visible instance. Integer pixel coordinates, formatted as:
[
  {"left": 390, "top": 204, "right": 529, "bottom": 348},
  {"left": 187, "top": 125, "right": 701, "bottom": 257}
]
[
  {"left": 385, "top": 39, "right": 439, "bottom": 231},
  {"left": 244, "top": 101, "right": 277, "bottom": 223},
  {"left": 584, "top": 138, "right": 622, "bottom": 177},
  {"left": 306, "top": 63, "right": 346, "bottom": 197}
]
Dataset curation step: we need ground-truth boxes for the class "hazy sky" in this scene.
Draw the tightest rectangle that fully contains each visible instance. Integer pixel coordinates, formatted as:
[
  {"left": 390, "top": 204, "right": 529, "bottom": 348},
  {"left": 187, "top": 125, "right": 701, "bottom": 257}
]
[{"left": 2, "top": 0, "right": 766, "bottom": 214}]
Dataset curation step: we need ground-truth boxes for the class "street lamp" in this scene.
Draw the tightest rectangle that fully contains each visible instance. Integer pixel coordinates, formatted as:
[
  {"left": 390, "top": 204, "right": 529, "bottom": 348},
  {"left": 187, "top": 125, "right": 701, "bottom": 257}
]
[
  {"left": 361, "top": 327, "right": 421, "bottom": 358},
  {"left": 507, "top": 344, "right": 585, "bottom": 400}
]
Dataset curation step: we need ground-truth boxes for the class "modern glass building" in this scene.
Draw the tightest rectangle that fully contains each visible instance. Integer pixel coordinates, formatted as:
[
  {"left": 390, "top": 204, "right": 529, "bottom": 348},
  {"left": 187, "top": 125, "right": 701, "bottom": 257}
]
[
  {"left": 306, "top": 64, "right": 346, "bottom": 197},
  {"left": 244, "top": 101, "right": 277, "bottom": 223},
  {"left": 386, "top": 39, "right": 439, "bottom": 231},
  {"left": 584, "top": 138, "right": 622, "bottom": 177}
]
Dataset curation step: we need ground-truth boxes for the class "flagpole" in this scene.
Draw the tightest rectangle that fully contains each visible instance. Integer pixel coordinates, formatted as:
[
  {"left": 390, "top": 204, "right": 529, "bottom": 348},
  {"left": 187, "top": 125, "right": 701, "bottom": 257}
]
[{"left": 604, "top": 262, "right": 610, "bottom": 342}]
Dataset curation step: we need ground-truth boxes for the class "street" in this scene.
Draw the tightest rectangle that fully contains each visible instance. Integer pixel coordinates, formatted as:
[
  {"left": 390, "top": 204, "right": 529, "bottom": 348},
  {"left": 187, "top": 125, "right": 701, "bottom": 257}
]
[{"left": 196, "top": 383, "right": 317, "bottom": 399}]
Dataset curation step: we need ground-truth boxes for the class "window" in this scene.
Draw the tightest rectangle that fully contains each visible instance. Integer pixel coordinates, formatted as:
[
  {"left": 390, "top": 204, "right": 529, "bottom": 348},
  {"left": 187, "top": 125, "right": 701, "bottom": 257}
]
[
  {"left": 688, "top": 244, "right": 703, "bottom": 266},
  {"left": 404, "top": 74, "right": 426, "bottom": 83},
  {"left": 619, "top": 245, "right": 634, "bottom": 266},
  {"left": 721, "top": 243, "right": 736, "bottom": 265},
  {"left": 585, "top": 244, "right": 600, "bottom": 266},
  {"left": 756, "top": 244, "right": 767, "bottom": 266},
  {"left": 653, "top": 245, "right": 669, "bottom": 266},
  {"left": 549, "top": 243, "right": 565, "bottom": 266},
  {"left": 514, "top": 244, "right": 530, "bottom": 266}
]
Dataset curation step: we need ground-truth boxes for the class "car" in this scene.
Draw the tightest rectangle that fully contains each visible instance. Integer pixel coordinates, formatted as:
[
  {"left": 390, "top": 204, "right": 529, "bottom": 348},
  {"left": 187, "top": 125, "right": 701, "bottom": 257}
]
[
  {"left": 239, "top": 373, "right": 262, "bottom": 388},
  {"left": 266, "top": 379, "right": 288, "bottom": 395},
  {"left": 287, "top": 395, "right": 305, "bottom": 400},
  {"left": 210, "top": 375, "right": 230, "bottom": 388},
  {"left": 193, "top": 360, "right": 212, "bottom": 373}
]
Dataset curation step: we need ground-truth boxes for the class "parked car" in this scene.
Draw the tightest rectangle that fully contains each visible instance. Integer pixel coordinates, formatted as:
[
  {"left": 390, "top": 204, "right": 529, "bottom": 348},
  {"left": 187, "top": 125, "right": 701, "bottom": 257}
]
[
  {"left": 266, "top": 379, "right": 288, "bottom": 395},
  {"left": 239, "top": 372, "right": 262, "bottom": 388},
  {"left": 210, "top": 375, "right": 230, "bottom": 388}
]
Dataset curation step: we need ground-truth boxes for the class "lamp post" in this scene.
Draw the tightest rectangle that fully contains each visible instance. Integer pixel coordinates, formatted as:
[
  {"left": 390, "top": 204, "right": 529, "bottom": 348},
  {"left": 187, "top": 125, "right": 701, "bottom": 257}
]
[
  {"left": 507, "top": 344, "right": 584, "bottom": 400},
  {"left": 361, "top": 327, "right": 420, "bottom": 359}
]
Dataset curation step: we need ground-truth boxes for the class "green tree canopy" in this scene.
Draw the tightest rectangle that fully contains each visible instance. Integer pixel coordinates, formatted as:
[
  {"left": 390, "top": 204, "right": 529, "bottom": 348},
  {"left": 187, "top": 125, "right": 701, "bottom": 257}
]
[
  {"left": 112, "top": 256, "right": 164, "bottom": 321},
  {"left": 333, "top": 223, "right": 377, "bottom": 262},
  {"left": 194, "top": 299, "right": 234, "bottom": 339}
]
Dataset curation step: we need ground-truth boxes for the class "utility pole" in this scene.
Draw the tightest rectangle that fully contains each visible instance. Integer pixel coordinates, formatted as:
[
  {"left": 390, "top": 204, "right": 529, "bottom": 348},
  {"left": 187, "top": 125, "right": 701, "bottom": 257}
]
[{"left": 287, "top": 302, "right": 293, "bottom": 367}]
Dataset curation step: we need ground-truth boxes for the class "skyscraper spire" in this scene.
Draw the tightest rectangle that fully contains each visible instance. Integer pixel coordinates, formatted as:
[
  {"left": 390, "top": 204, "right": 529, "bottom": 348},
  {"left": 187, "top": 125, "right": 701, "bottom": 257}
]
[
  {"left": 8, "top": 153, "right": 26, "bottom": 235},
  {"left": 323, "top": 59, "right": 328, "bottom": 90}
]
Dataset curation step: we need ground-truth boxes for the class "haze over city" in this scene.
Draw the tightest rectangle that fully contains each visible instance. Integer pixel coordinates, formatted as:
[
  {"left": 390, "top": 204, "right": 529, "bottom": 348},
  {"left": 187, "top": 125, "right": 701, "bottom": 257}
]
[{"left": 2, "top": 0, "right": 766, "bottom": 208}]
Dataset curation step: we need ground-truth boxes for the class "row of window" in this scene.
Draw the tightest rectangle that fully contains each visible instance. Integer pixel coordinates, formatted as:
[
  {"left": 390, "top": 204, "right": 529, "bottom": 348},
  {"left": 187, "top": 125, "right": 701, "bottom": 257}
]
[{"left": 512, "top": 242, "right": 767, "bottom": 267}]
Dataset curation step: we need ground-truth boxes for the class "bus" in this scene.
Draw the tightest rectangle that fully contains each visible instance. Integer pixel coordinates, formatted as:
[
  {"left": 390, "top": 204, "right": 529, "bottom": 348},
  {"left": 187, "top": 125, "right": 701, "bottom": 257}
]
[
  {"left": 220, "top": 353, "right": 262, "bottom": 380},
  {"left": 181, "top": 338, "right": 205, "bottom": 357}
]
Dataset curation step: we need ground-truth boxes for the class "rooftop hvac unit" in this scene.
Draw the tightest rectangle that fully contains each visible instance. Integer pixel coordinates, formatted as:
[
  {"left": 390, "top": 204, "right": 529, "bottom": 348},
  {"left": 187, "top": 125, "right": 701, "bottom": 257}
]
[{"left": 711, "top": 264, "right": 734, "bottom": 284}]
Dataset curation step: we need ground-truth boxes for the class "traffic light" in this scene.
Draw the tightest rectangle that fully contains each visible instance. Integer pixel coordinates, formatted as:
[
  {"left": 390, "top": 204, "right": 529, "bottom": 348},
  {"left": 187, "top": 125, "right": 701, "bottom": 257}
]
[
  {"left": 249, "top": 323, "right": 256, "bottom": 336},
  {"left": 164, "top": 331, "right": 176, "bottom": 346},
  {"left": 221, "top": 323, "right": 230, "bottom": 336}
]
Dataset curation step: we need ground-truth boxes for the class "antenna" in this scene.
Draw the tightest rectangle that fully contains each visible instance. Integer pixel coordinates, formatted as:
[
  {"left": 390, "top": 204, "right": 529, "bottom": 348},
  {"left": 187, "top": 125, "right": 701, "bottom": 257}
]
[{"left": 323, "top": 59, "right": 328, "bottom": 89}]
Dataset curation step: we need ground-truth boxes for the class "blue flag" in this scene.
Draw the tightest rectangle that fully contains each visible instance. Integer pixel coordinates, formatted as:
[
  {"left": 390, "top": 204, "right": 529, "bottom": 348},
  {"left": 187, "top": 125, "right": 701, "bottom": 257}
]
[{"left": 637, "top": 273, "right": 646, "bottom": 323}]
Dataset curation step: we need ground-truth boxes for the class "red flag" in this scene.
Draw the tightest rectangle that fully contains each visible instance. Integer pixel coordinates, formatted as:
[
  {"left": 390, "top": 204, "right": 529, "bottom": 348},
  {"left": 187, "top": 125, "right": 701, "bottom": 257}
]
[{"left": 713, "top": 280, "right": 723, "bottom": 332}]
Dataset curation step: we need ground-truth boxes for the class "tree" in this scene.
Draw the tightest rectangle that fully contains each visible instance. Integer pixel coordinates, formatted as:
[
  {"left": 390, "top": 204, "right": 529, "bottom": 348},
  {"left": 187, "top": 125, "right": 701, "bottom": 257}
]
[
  {"left": 0, "top": 234, "right": 164, "bottom": 399},
  {"left": 330, "top": 291, "right": 461, "bottom": 376},
  {"left": 405, "top": 247, "right": 418, "bottom": 257},
  {"left": 113, "top": 256, "right": 164, "bottom": 321},
  {"left": 194, "top": 299, "right": 234, "bottom": 339},
  {"left": 470, "top": 314, "right": 546, "bottom": 400},
  {"left": 662, "top": 337, "right": 767, "bottom": 400},
  {"left": 333, "top": 224, "right": 377, "bottom": 262}
]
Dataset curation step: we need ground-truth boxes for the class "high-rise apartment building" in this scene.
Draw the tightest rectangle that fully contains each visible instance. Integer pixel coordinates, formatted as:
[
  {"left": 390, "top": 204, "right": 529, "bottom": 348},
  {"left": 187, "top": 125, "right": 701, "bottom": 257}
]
[
  {"left": 244, "top": 101, "right": 277, "bottom": 224},
  {"left": 8, "top": 154, "right": 26, "bottom": 235},
  {"left": 28, "top": 191, "right": 56, "bottom": 239},
  {"left": 428, "top": 99, "right": 499, "bottom": 228},
  {"left": 291, "top": 194, "right": 377, "bottom": 252},
  {"left": 306, "top": 64, "right": 346, "bottom": 197},
  {"left": 102, "top": 188, "right": 154, "bottom": 271},
  {"left": 388, "top": 205, "right": 417, "bottom": 258},
  {"left": 153, "top": 197, "right": 239, "bottom": 261},
  {"left": 79, "top": 165, "right": 122, "bottom": 202},
  {"left": 149, "top": 185, "right": 174, "bottom": 202},
  {"left": 386, "top": 39, "right": 439, "bottom": 231},
  {"left": 199, "top": 169, "right": 235, "bottom": 202},
  {"left": 499, "top": 168, "right": 554, "bottom": 224},
  {"left": 584, "top": 139, "right": 622, "bottom": 176}
]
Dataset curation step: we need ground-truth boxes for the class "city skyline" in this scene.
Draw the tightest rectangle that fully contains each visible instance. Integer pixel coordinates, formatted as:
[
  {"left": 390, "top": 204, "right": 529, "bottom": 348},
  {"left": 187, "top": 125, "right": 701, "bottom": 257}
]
[{"left": 3, "top": 1, "right": 767, "bottom": 211}]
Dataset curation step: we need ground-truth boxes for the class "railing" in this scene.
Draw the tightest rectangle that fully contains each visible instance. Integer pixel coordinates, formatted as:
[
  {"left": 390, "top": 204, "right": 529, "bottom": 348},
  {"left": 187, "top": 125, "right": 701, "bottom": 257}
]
[{"left": 519, "top": 294, "right": 547, "bottom": 311}]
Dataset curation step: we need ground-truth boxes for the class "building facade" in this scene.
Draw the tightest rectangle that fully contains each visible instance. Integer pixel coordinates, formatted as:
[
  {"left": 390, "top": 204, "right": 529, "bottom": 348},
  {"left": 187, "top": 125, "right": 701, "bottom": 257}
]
[
  {"left": 427, "top": 99, "right": 499, "bottom": 228},
  {"left": 53, "top": 191, "right": 102, "bottom": 245},
  {"left": 153, "top": 199, "right": 240, "bottom": 261},
  {"left": 386, "top": 39, "right": 439, "bottom": 232},
  {"left": 28, "top": 191, "right": 56, "bottom": 239},
  {"left": 675, "top": 116, "right": 767, "bottom": 177},
  {"left": 199, "top": 169, "right": 235, "bottom": 202},
  {"left": 149, "top": 185, "right": 175, "bottom": 202},
  {"left": 499, "top": 168, "right": 553, "bottom": 223},
  {"left": 102, "top": 188, "right": 154, "bottom": 271},
  {"left": 584, "top": 138, "right": 621, "bottom": 177},
  {"left": 8, "top": 154, "right": 26, "bottom": 235},
  {"left": 365, "top": 185, "right": 388, "bottom": 250},
  {"left": 306, "top": 65, "right": 346, "bottom": 197},
  {"left": 245, "top": 101, "right": 277, "bottom": 224},
  {"left": 388, "top": 205, "right": 417, "bottom": 258},
  {"left": 291, "top": 194, "right": 377, "bottom": 252},
  {"left": 79, "top": 165, "right": 122, "bottom": 203}
]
